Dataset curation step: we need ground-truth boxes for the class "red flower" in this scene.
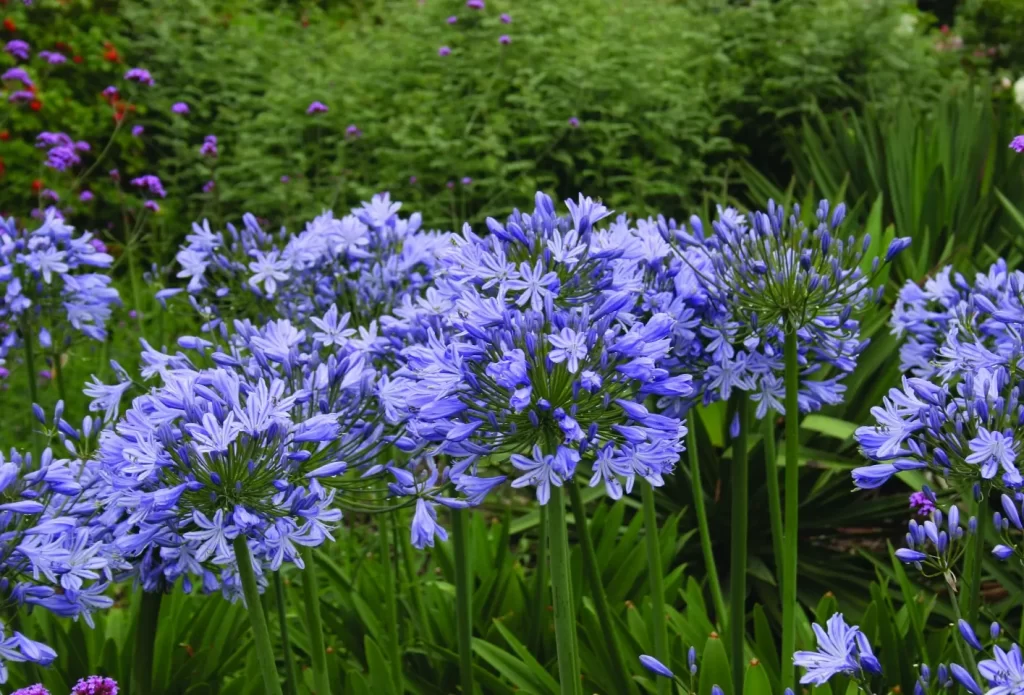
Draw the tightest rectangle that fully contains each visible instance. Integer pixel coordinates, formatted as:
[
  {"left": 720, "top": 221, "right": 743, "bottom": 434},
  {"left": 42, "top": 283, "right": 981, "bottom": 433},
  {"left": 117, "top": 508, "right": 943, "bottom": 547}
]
[
  {"left": 29, "top": 99, "right": 42, "bottom": 111},
  {"left": 55, "top": 41, "right": 71, "bottom": 50},
  {"left": 0, "top": 130, "right": 8, "bottom": 141},
  {"left": 940, "top": 24, "right": 950, "bottom": 34},
  {"left": 103, "top": 48, "right": 119, "bottom": 62},
  {"left": 0, "top": 160, "right": 5, "bottom": 178},
  {"left": 72, "top": 55, "right": 83, "bottom": 64},
  {"left": 31, "top": 179, "right": 43, "bottom": 192},
  {"left": 3, "top": 18, "right": 15, "bottom": 33}
]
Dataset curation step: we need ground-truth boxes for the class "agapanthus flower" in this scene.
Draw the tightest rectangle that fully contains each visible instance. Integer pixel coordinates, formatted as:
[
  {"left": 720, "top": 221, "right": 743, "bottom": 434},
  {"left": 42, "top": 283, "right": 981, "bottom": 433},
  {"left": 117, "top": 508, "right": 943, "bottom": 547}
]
[
  {"left": 671, "top": 201, "right": 907, "bottom": 416},
  {"left": 5, "top": 40, "right": 30, "bottom": 60},
  {"left": 199, "top": 134, "right": 217, "bottom": 157},
  {"left": 894, "top": 500, "right": 975, "bottom": 579},
  {"left": 171, "top": 101, "right": 189, "bottom": 114},
  {"left": 382, "top": 193, "right": 691, "bottom": 543},
  {"left": 0, "top": 211, "right": 120, "bottom": 348},
  {"left": 171, "top": 195, "right": 450, "bottom": 346},
  {"left": 0, "top": 623, "right": 56, "bottom": 687},
  {"left": 640, "top": 655, "right": 674, "bottom": 678},
  {"left": 130, "top": 175, "right": 166, "bottom": 198},
  {"left": 793, "top": 613, "right": 882, "bottom": 685},
  {"left": 95, "top": 316, "right": 393, "bottom": 590},
  {"left": 1, "top": 67, "right": 33, "bottom": 86},
  {"left": 124, "top": 67, "right": 154, "bottom": 86},
  {"left": 37, "top": 51, "right": 65, "bottom": 64},
  {"left": 306, "top": 101, "right": 328, "bottom": 115},
  {"left": 979, "top": 644, "right": 1024, "bottom": 695}
]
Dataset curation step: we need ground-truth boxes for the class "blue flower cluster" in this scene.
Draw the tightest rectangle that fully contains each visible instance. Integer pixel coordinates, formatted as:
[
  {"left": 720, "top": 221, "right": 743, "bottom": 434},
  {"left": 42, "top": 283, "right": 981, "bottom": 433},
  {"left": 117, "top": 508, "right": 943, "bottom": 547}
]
[
  {"left": 0, "top": 212, "right": 119, "bottom": 370},
  {"left": 0, "top": 406, "right": 125, "bottom": 686},
  {"left": 94, "top": 315, "right": 390, "bottom": 593},
  {"left": 894, "top": 497, "right": 976, "bottom": 577},
  {"left": 793, "top": 613, "right": 882, "bottom": 686},
  {"left": 854, "top": 259, "right": 1024, "bottom": 491},
  {"left": 171, "top": 194, "right": 450, "bottom": 345},
  {"left": 381, "top": 193, "right": 692, "bottom": 541}
]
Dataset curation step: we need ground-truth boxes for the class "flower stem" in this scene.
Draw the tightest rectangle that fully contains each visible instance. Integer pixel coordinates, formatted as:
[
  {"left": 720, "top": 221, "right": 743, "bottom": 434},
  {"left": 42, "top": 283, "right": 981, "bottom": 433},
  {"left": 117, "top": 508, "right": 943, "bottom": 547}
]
[
  {"left": 233, "top": 536, "right": 283, "bottom": 695},
  {"left": 20, "top": 314, "right": 40, "bottom": 455},
  {"left": 730, "top": 398, "right": 750, "bottom": 694},
  {"left": 298, "top": 547, "right": 331, "bottom": 695},
  {"left": 642, "top": 481, "right": 670, "bottom": 695},
  {"left": 52, "top": 349, "right": 68, "bottom": 405},
  {"left": 131, "top": 590, "right": 162, "bottom": 695},
  {"left": 379, "top": 513, "right": 403, "bottom": 693},
  {"left": 273, "top": 572, "right": 298, "bottom": 695},
  {"left": 452, "top": 508, "right": 476, "bottom": 695},
  {"left": 548, "top": 485, "right": 582, "bottom": 695},
  {"left": 964, "top": 494, "right": 988, "bottom": 623},
  {"left": 567, "top": 483, "right": 637, "bottom": 695},
  {"left": 687, "top": 411, "right": 727, "bottom": 627},
  {"left": 528, "top": 505, "right": 549, "bottom": 654},
  {"left": 781, "top": 324, "right": 801, "bottom": 691},
  {"left": 946, "top": 573, "right": 981, "bottom": 683},
  {"left": 763, "top": 411, "right": 784, "bottom": 587}
]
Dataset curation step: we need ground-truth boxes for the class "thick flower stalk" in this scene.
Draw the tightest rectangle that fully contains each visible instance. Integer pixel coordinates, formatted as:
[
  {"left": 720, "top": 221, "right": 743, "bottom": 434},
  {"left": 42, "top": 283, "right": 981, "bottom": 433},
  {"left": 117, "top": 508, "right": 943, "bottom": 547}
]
[
  {"left": 171, "top": 194, "right": 450, "bottom": 346},
  {"left": 95, "top": 314, "right": 390, "bottom": 594}
]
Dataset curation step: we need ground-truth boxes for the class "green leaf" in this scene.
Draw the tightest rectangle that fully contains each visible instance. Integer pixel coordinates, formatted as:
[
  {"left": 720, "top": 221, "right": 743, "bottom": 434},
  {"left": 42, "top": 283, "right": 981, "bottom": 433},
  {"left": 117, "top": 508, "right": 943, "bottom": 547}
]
[
  {"left": 743, "top": 659, "right": 773, "bottom": 695},
  {"left": 698, "top": 633, "right": 733, "bottom": 695}
]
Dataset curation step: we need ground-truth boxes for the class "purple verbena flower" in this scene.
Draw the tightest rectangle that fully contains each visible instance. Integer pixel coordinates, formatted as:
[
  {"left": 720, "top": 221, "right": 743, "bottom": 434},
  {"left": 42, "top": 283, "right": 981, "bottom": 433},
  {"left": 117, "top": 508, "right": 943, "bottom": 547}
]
[
  {"left": 5, "top": 40, "right": 30, "bottom": 60},
  {"left": 124, "top": 67, "right": 154, "bottom": 86},
  {"left": 171, "top": 101, "right": 189, "bottom": 114},
  {"left": 306, "top": 101, "right": 328, "bottom": 115}
]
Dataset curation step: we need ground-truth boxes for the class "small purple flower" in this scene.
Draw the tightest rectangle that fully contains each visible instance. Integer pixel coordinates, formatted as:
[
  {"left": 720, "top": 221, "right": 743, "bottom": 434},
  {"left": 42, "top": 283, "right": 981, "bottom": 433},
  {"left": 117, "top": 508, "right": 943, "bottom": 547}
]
[
  {"left": 71, "top": 676, "right": 119, "bottom": 695},
  {"left": 466, "top": 0, "right": 484, "bottom": 8},
  {"left": 280, "top": 175, "right": 290, "bottom": 183},
  {"left": 124, "top": 67, "right": 154, "bottom": 86},
  {"left": 500, "top": 13, "right": 511, "bottom": 23},
  {"left": 41, "top": 189, "right": 59, "bottom": 201},
  {"left": 144, "top": 200, "right": 160, "bottom": 212},
  {"left": 171, "top": 101, "right": 189, "bottom": 114},
  {"left": 6, "top": 40, "right": 30, "bottom": 61},
  {"left": 1, "top": 67, "right": 33, "bottom": 86},
  {"left": 102, "top": 85, "right": 118, "bottom": 99},
  {"left": 306, "top": 101, "right": 328, "bottom": 115},
  {"left": 499, "top": 34, "right": 511, "bottom": 45},
  {"left": 447, "top": 15, "right": 458, "bottom": 24},
  {"left": 345, "top": 124, "right": 362, "bottom": 139},
  {"left": 131, "top": 125, "right": 144, "bottom": 137},
  {"left": 568, "top": 116, "right": 580, "bottom": 128},
  {"left": 1011, "top": 136, "right": 1024, "bottom": 153},
  {"left": 12, "top": 685, "right": 50, "bottom": 695},
  {"left": 409, "top": 176, "right": 417, "bottom": 185},
  {"left": 202, "top": 180, "right": 215, "bottom": 193},
  {"left": 109, "top": 169, "right": 120, "bottom": 181},
  {"left": 461, "top": 176, "right": 473, "bottom": 186},
  {"left": 131, "top": 175, "right": 167, "bottom": 198},
  {"left": 200, "top": 134, "right": 218, "bottom": 157},
  {"left": 37, "top": 51, "right": 66, "bottom": 64},
  {"left": 438, "top": 46, "right": 451, "bottom": 57},
  {"left": 909, "top": 491, "right": 935, "bottom": 516},
  {"left": 446, "top": 180, "right": 455, "bottom": 189},
  {"left": 129, "top": 309, "right": 138, "bottom": 319},
  {"left": 39, "top": 369, "right": 53, "bottom": 381},
  {"left": 89, "top": 238, "right": 106, "bottom": 253},
  {"left": 0, "top": 367, "right": 8, "bottom": 380},
  {"left": 8, "top": 90, "right": 34, "bottom": 103}
]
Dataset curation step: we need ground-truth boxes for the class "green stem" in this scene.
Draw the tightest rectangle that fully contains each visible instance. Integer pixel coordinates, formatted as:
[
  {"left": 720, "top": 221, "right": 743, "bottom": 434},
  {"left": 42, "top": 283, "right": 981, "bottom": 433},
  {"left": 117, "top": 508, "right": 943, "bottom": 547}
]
[
  {"left": 20, "top": 314, "right": 40, "bottom": 455},
  {"left": 299, "top": 547, "right": 331, "bottom": 695},
  {"left": 528, "top": 505, "right": 549, "bottom": 654},
  {"left": 781, "top": 325, "right": 801, "bottom": 691},
  {"left": 234, "top": 537, "right": 284, "bottom": 695},
  {"left": 131, "top": 590, "right": 162, "bottom": 695},
  {"left": 273, "top": 573, "right": 298, "bottom": 695},
  {"left": 567, "top": 483, "right": 637, "bottom": 695},
  {"left": 52, "top": 350, "right": 68, "bottom": 405},
  {"left": 379, "top": 514, "right": 403, "bottom": 693},
  {"left": 642, "top": 482, "right": 670, "bottom": 695},
  {"left": 548, "top": 485, "right": 582, "bottom": 695},
  {"left": 965, "top": 494, "right": 988, "bottom": 623},
  {"left": 687, "top": 411, "right": 727, "bottom": 627},
  {"left": 452, "top": 508, "right": 476, "bottom": 695},
  {"left": 762, "top": 411, "right": 784, "bottom": 588},
  {"left": 730, "top": 399, "right": 750, "bottom": 694},
  {"left": 127, "top": 239, "right": 147, "bottom": 341},
  {"left": 946, "top": 574, "right": 981, "bottom": 683}
]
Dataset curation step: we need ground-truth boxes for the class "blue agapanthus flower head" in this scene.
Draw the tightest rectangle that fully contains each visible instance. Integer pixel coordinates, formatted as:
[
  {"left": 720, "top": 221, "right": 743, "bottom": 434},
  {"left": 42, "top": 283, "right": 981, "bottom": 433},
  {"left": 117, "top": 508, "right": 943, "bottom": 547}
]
[
  {"left": 0, "top": 212, "right": 119, "bottom": 359},
  {"left": 382, "top": 193, "right": 691, "bottom": 544},
  {"left": 979, "top": 644, "right": 1024, "bottom": 695},
  {"left": 95, "top": 314, "right": 393, "bottom": 593},
  {"left": 894, "top": 498, "right": 975, "bottom": 577},
  {"left": 172, "top": 195, "right": 450, "bottom": 349},
  {"left": 794, "top": 613, "right": 882, "bottom": 686}
]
